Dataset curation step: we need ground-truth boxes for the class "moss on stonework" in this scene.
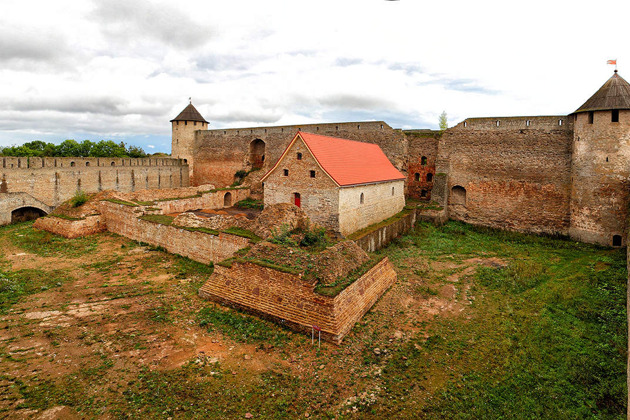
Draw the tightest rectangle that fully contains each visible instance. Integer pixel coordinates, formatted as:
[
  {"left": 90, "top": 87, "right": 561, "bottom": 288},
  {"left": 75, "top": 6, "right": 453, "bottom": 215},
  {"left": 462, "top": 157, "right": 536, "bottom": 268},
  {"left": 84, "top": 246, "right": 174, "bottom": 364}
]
[
  {"left": 49, "top": 214, "right": 85, "bottom": 221},
  {"left": 139, "top": 214, "right": 174, "bottom": 226},
  {"left": 103, "top": 198, "right": 139, "bottom": 207},
  {"left": 347, "top": 208, "right": 413, "bottom": 241},
  {"left": 314, "top": 256, "right": 386, "bottom": 297}
]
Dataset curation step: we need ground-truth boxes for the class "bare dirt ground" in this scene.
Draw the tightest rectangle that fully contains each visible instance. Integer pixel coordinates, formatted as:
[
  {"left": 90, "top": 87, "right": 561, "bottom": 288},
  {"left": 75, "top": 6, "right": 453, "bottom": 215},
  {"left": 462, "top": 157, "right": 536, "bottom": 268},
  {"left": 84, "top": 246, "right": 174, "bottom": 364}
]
[{"left": 0, "top": 223, "right": 506, "bottom": 419}]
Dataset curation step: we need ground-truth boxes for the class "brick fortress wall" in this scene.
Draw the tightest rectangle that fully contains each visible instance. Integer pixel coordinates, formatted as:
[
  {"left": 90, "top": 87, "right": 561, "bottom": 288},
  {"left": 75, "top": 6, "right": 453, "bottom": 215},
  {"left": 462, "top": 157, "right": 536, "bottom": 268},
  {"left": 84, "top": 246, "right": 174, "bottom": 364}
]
[
  {"left": 434, "top": 116, "right": 574, "bottom": 235},
  {"left": 192, "top": 121, "right": 408, "bottom": 188},
  {"left": 0, "top": 156, "right": 189, "bottom": 208}
]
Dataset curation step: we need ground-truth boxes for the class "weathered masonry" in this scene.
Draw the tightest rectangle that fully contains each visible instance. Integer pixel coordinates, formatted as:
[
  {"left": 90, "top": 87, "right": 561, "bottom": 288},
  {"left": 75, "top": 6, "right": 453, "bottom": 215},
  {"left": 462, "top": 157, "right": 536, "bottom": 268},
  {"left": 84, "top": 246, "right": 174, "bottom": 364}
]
[{"left": 0, "top": 156, "right": 189, "bottom": 225}]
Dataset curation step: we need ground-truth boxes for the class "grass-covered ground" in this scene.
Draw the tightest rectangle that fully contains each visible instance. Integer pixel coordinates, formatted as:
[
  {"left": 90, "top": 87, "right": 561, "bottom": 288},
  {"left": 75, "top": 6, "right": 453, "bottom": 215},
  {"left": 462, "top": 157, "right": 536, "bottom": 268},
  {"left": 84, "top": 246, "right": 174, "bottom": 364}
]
[{"left": 0, "top": 221, "right": 626, "bottom": 419}]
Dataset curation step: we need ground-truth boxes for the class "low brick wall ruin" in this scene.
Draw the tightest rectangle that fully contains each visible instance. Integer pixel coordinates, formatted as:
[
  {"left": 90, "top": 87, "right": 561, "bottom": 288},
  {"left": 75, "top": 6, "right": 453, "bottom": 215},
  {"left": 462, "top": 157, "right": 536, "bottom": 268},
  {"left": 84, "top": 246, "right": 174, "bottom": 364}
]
[
  {"left": 33, "top": 215, "right": 106, "bottom": 238},
  {"left": 352, "top": 211, "right": 418, "bottom": 253},
  {"left": 100, "top": 201, "right": 251, "bottom": 264},
  {"left": 198, "top": 257, "right": 397, "bottom": 344}
]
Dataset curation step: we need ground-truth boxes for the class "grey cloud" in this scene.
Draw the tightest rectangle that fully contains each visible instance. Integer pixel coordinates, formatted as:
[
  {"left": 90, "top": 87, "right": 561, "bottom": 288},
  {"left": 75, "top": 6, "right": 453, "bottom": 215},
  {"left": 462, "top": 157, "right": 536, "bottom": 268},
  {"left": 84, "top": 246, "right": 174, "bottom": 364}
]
[
  {"left": 208, "top": 110, "right": 281, "bottom": 125},
  {"left": 317, "top": 94, "right": 397, "bottom": 110},
  {"left": 92, "top": 0, "right": 213, "bottom": 49},
  {"left": 440, "top": 78, "right": 500, "bottom": 95},
  {"left": 335, "top": 57, "right": 363, "bottom": 67},
  {"left": 0, "top": 27, "right": 73, "bottom": 68},
  {"left": 1, "top": 96, "right": 168, "bottom": 118}
]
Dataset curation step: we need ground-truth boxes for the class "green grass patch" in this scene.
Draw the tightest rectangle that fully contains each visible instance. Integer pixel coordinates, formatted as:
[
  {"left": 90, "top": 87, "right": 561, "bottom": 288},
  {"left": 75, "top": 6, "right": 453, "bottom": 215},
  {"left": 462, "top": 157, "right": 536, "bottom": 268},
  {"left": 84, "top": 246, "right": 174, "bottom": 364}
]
[
  {"left": 234, "top": 197, "right": 264, "bottom": 210},
  {"left": 49, "top": 214, "right": 84, "bottom": 221},
  {"left": 0, "top": 268, "right": 73, "bottom": 313},
  {"left": 139, "top": 214, "right": 174, "bottom": 226},
  {"left": 102, "top": 198, "right": 138, "bottom": 207},
  {"left": 371, "top": 220, "right": 627, "bottom": 419},
  {"left": 69, "top": 190, "right": 89, "bottom": 208},
  {"left": 314, "top": 256, "right": 386, "bottom": 297},
  {"left": 198, "top": 306, "right": 291, "bottom": 345},
  {"left": 223, "top": 226, "right": 262, "bottom": 242},
  {"left": 7, "top": 221, "right": 98, "bottom": 257}
]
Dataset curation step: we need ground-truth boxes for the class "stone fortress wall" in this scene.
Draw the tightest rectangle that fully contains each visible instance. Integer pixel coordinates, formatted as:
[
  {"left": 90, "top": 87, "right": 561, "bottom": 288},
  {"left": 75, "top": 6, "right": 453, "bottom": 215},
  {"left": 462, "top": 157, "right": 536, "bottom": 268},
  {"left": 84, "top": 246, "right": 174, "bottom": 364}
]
[
  {"left": 432, "top": 115, "right": 575, "bottom": 237},
  {"left": 191, "top": 121, "right": 409, "bottom": 188},
  {"left": 0, "top": 156, "right": 189, "bottom": 224}
]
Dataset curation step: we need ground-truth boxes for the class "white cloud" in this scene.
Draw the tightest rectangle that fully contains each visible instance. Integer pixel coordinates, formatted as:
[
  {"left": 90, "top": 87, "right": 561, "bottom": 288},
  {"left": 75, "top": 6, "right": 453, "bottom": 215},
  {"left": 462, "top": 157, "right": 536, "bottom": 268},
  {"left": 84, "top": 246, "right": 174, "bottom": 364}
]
[{"left": 0, "top": 0, "right": 628, "bottom": 153}]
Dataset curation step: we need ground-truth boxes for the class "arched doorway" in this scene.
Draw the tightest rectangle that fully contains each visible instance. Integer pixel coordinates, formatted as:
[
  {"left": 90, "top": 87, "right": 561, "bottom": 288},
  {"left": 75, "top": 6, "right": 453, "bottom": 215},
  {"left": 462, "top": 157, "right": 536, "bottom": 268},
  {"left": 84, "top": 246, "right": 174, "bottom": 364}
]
[
  {"left": 249, "top": 139, "right": 266, "bottom": 169},
  {"left": 224, "top": 192, "right": 232, "bottom": 207},
  {"left": 11, "top": 207, "right": 47, "bottom": 223},
  {"left": 451, "top": 186, "right": 467, "bottom": 205}
]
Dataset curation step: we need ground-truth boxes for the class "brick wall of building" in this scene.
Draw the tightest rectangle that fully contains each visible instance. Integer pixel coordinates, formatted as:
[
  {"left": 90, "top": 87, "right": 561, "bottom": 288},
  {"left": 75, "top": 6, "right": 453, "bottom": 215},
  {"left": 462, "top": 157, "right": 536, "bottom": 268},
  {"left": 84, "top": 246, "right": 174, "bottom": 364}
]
[
  {"left": 263, "top": 137, "right": 341, "bottom": 231},
  {"left": 198, "top": 257, "right": 397, "bottom": 344},
  {"left": 0, "top": 157, "right": 189, "bottom": 208},
  {"left": 338, "top": 180, "right": 405, "bottom": 236},
  {"left": 434, "top": 116, "right": 574, "bottom": 235}
]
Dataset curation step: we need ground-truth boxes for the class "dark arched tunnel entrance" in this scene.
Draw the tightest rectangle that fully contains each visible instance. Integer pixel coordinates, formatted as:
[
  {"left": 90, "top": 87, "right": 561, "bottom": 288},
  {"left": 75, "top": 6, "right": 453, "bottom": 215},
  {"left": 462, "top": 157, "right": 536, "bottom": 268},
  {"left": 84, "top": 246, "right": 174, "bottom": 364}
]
[{"left": 11, "top": 207, "right": 47, "bottom": 224}]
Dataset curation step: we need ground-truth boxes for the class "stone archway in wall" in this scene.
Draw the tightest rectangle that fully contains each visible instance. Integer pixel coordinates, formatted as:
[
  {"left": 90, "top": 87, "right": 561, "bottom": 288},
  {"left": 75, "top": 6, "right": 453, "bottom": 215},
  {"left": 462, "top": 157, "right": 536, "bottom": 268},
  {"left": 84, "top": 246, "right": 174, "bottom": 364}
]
[
  {"left": 223, "top": 192, "right": 232, "bottom": 207},
  {"left": 249, "top": 139, "right": 266, "bottom": 169},
  {"left": 11, "top": 206, "right": 47, "bottom": 223}
]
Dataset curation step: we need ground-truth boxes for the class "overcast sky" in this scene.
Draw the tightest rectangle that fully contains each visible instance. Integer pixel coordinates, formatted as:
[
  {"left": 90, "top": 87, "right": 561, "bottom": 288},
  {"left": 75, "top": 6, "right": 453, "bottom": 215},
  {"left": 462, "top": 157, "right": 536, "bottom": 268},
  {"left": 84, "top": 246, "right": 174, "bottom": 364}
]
[{"left": 1, "top": 0, "right": 628, "bottom": 153}]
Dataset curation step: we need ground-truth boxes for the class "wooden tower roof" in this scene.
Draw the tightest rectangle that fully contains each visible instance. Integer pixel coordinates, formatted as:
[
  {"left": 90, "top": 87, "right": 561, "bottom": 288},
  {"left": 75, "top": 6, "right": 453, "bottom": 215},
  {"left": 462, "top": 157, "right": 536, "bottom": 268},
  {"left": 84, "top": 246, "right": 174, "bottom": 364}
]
[{"left": 574, "top": 71, "right": 630, "bottom": 113}]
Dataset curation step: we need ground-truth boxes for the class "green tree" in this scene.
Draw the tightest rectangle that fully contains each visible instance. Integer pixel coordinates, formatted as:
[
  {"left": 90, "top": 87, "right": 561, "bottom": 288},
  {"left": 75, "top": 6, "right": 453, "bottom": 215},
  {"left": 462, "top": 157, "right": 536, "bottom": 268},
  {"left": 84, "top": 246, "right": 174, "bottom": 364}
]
[{"left": 439, "top": 111, "right": 448, "bottom": 132}]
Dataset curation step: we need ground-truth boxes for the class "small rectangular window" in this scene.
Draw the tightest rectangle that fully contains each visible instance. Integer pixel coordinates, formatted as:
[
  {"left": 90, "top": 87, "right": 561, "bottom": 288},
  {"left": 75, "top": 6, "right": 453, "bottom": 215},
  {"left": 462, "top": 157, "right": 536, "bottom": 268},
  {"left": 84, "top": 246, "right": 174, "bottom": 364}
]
[
  {"left": 297, "top": 153, "right": 302, "bottom": 160},
  {"left": 588, "top": 111, "right": 594, "bottom": 124},
  {"left": 558, "top": 119, "right": 563, "bottom": 126},
  {"left": 310, "top": 170, "right": 315, "bottom": 178},
  {"left": 283, "top": 169, "right": 289, "bottom": 176},
  {"left": 612, "top": 109, "right": 619, "bottom": 122},
  {"left": 526, "top": 120, "right": 531, "bottom": 127}
]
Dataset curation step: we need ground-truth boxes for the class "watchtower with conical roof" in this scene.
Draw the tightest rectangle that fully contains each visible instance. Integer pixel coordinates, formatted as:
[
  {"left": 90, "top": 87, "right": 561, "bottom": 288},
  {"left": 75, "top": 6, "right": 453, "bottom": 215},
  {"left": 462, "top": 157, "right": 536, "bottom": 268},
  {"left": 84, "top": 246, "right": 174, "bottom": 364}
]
[
  {"left": 170, "top": 102, "right": 209, "bottom": 177},
  {"left": 569, "top": 70, "right": 630, "bottom": 246}
]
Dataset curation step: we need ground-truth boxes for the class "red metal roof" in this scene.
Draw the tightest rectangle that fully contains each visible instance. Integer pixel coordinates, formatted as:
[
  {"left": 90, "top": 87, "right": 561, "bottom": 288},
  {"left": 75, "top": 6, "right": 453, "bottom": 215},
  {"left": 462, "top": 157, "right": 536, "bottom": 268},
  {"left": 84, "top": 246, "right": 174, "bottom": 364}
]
[{"left": 294, "top": 132, "right": 405, "bottom": 186}]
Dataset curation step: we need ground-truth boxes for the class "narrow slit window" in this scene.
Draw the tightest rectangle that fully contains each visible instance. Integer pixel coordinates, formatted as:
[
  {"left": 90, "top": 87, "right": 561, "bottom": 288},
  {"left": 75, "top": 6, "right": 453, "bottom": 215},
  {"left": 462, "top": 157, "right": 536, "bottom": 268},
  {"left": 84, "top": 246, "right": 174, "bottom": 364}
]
[
  {"left": 612, "top": 109, "right": 619, "bottom": 122},
  {"left": 558, "top": 119, "right": 563, "bottom": 126},
  {"left": 360, "top": 193, "right": 364, "bottom": 204},
  {"left": 588, "top": 111, "right": 594, "bottom": 124},
  {"left": 526, "top": 120, "right": 531, "bottom": 127}
]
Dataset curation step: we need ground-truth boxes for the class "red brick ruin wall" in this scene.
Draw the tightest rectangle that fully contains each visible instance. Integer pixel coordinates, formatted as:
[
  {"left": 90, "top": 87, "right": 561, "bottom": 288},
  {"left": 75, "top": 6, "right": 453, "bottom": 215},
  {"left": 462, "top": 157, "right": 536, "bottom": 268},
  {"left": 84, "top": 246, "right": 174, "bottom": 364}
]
[
  {"left": 0, "top": 156, "right": 189, "bottom": 208},
  {"left": 437, "top": 116, "right": 574, "bottom": 235},
  {"left": 199, "top": 258, "right": 397, "bottom": 344},
  {"left": 406, "top": 134, "right": 439, "bottom": 200},
  {"left": 192, "top": 122, "right": 408, "bottom": 188},
  {"left": 100, "top": 201, "right": 250, "bottom": 264}
]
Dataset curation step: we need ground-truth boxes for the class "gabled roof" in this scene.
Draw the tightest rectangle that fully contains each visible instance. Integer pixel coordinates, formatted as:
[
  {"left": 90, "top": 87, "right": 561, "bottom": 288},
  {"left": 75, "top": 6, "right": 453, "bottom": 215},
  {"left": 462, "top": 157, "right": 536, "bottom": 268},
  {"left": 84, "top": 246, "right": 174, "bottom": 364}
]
[
  {"left": 170, "top": 103, "right": 209, "bottom": 123},
  {"left": 574, "top": 71, "right": 630, "bottom": 113},
  {"left": 262, "top": 132, "right": 405, "bottom": 187}
]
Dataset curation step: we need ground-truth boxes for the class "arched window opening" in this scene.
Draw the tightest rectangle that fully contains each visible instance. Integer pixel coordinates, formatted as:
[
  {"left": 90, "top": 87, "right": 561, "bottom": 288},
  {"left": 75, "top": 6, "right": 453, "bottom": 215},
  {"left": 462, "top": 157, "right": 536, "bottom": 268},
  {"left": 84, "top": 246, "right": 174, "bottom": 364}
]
[
  {"left": 420, "top": 190, "right": 427, "bottom": 198},
  {"left": 86, "top": 162, "right": 90, "bottom": 166},
  {"left": 293, "top": 193, "right": 301, "bottom": 208},
  {"left": 427, "top": 173, "right": 433, "bottom": 182},
  {"left": 360, "top": 193, "right": 364, "bottom": 204},
  {"left": 451, "top": 185, "right": 467, "bottom": 206},
  {"left": 249, "top": 139, "right": 266, "bottom": 169},
  {"left": 11, "top": 207, "right": 47, "bottom": 224},
  {"left": 414, "top": 173, "right": 420, "bottom": 182},
  {"left": 223, "top": 192, "right": 232, "bottom": 207},
  {"left": 421, "top": 156, "right": 427, "bottom": 166},
  {"left": 0, "top": 177, "right": 7, "bottom": 193},
  {"left": 612, "top": 235, "right": 622, "bottom": 247},
  {"left": 111, "top": 162, "right": 116, "bottom": 166},
  {"left": 70, "top": 161, "right": 76, "bottom": 167}
]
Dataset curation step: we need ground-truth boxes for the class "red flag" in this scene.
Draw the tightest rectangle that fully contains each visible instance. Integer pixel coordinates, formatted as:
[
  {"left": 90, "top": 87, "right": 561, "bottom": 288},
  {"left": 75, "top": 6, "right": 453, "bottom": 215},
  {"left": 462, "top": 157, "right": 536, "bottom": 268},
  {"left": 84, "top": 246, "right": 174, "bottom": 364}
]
[{"left": 607, "top": 59, "right": 617, "bottom": 65}]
